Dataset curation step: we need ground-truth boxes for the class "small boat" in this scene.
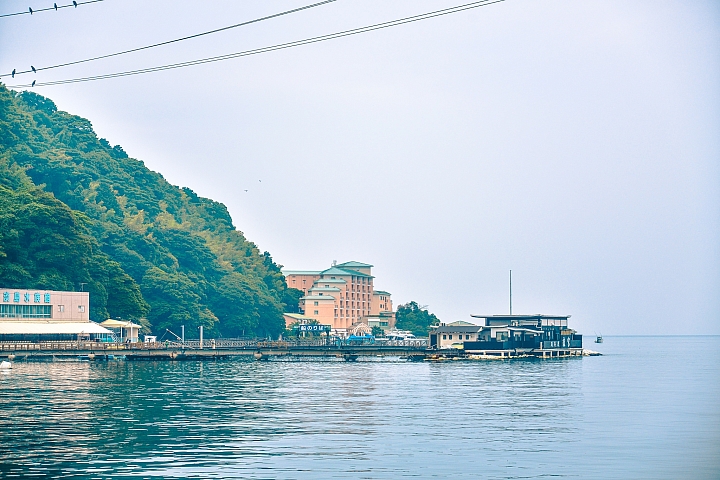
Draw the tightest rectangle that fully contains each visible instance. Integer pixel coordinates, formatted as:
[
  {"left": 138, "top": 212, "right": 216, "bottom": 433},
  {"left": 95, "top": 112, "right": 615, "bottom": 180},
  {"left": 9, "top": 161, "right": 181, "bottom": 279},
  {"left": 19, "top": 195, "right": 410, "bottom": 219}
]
[
  {"left": 0, "top": 361, "right": 12, "bottom": 369},
  {"left": 595, "top": 335, "right": 603, "bottom": 344}
]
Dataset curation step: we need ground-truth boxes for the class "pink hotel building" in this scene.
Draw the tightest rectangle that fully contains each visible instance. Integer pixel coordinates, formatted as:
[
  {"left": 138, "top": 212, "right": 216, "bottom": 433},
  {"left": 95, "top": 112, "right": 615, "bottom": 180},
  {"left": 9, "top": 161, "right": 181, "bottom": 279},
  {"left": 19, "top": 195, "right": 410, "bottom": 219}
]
[{"left": 283, "top": 261, "right": 395, "bottom": 334}]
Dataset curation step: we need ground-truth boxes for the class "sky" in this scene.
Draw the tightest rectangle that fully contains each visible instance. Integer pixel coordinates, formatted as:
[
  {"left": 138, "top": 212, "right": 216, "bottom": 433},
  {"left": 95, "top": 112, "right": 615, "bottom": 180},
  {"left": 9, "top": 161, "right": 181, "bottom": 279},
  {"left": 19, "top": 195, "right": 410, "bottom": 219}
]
[{"left": 1, "top": 0, "right": 718, "bottom": 335}]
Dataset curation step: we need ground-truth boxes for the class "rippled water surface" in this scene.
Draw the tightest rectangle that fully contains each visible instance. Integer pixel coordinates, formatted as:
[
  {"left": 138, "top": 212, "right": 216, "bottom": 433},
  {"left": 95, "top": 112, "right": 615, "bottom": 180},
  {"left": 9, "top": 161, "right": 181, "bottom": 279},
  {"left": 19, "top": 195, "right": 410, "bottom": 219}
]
[{"left": 0, "top": 336, "right": 718, "bottom": 479}]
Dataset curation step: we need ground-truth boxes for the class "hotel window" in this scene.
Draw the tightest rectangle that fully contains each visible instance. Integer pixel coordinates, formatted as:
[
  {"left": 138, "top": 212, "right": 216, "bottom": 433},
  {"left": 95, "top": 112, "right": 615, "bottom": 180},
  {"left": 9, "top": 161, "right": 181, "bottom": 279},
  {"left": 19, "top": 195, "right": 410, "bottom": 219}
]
[
  {"left": 466, "top": 335, "right": 470, "bottom": 340},
  {"left": 314, "top": 310, "right": 319, "bottom": 315},
  {"left": 58, "top": 305, "right": 65, "bottom": 312},
  {"left": 314, "top": 301, "right": 319, "bottom": 306},
  {"left": 443, "top": 335, "right": 447, "bottom": 340},
  {"left": 448, "top": 335, "right": 453, "bottom": 340},
  {"left": 78, "top": 305, "right": 85, "bottom": 313}
]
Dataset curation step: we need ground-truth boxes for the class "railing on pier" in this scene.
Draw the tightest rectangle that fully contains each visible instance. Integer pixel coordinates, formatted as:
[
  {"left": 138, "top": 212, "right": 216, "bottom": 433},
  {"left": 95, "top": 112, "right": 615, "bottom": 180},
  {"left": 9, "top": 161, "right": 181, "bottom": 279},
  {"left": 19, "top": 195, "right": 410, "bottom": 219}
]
[{"left": 0, "top": 337, "right": 429, "bottom": 352}]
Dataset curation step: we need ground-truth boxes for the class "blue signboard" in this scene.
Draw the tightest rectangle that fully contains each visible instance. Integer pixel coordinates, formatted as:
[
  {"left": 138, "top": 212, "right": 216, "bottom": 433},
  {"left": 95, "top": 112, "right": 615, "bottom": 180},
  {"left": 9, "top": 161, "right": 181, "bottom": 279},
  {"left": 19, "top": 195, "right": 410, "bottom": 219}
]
[
  {"left": 1, "top": 291, "right": 53, "bottom": 304},
  {"left": 295, "top": 324, "right": 331, "bottom": 332}
]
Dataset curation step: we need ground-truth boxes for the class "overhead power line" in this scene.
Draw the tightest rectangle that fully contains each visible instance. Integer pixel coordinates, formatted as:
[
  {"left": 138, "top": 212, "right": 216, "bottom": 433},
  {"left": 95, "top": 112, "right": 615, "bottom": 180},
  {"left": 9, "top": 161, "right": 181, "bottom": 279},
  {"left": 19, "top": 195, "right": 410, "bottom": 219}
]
[
  {"left": 5, "top": 0, "right": 504, "bottom": 89},
  {"left": 0, "top": 0, "right": 103, "bottom": 19},
  {"left": 1, "top": 0, "right": 337, "bottom": 78}
]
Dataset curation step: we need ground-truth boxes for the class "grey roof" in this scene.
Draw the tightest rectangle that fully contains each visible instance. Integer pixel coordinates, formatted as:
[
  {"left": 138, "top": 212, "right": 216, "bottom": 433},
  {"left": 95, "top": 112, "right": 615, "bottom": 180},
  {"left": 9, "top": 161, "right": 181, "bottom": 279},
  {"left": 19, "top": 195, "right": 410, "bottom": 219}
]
[
  {"left": 373, "top": 290, "right": 391, "bottom": 296},
  {"left": 434, "top": 325, "right": 483, "bottom": 333},
  {"left": 471, "top": 314, "right": 570, "bottom": 320},
  {"left": 301, "top": 295, "right": 336, "bottom": 301}
]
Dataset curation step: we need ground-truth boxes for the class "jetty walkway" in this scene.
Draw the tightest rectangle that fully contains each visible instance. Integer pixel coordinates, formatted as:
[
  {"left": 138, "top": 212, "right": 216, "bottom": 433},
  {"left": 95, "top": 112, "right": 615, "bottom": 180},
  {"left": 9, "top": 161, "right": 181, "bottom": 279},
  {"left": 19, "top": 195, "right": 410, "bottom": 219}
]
[{"left": 0, "top": 339, "right": 432, "bottom": 361}]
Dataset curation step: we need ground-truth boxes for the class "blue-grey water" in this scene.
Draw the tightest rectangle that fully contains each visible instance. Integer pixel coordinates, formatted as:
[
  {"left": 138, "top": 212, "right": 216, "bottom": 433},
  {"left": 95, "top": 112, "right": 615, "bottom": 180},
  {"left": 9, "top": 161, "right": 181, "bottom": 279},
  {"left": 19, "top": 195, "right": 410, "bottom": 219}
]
[{"left": 0, "top": 336, "right": 718, "bottom": 479}]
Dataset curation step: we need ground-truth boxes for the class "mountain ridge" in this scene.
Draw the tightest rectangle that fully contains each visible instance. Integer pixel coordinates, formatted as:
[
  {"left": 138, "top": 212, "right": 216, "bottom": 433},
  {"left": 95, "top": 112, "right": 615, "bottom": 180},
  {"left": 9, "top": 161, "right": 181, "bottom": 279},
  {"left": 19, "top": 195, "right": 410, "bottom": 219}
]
[{"left": 0, "top": 86, "right": 301, "bottom": 337}]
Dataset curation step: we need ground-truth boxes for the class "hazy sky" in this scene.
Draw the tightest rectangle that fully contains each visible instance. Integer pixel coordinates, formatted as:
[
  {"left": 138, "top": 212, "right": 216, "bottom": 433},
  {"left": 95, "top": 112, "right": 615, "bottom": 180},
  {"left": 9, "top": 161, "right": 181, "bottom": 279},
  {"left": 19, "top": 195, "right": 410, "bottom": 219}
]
[{"left": 1, "top": 0, "right": 718, "bottom": 334}]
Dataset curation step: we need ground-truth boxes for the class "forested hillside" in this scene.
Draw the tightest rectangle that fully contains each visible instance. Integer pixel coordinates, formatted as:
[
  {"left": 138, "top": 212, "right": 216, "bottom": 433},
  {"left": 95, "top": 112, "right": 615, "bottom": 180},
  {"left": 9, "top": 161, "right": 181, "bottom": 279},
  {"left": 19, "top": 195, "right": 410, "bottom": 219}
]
[{"left": 0, "top": 86, "right": 301, "bottom": 338}]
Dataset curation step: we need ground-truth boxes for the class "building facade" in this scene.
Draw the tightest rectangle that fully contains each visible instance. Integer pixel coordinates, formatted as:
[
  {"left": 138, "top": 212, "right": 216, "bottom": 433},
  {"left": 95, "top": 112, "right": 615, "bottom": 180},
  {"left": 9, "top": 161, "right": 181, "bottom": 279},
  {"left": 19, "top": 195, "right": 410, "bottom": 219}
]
[
  {"left": 284, "top": 261, "right": 395, "bottom": 335},
  {"left": 429, "top": 314, "right": 583, "bottom": 354},
  {"left": 0, "top": 288, "right": 112, "bottom": 342}
]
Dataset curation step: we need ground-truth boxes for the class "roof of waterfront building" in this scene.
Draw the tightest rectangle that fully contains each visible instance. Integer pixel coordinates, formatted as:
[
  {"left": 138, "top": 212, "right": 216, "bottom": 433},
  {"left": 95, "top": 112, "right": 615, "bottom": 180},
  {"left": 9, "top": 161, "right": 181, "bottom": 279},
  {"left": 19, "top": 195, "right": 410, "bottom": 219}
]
[
  {"left": 335, "top": 261, "right": 374, "bottom": 268},
  {"left": 283, "top": 270, "right": 322, "bottom": 276},
  {"left": 100, "top": 319, "right": 142, "bottom": 329},
  {"left": 283, "top": 313, "right": 316, "bottom": 321},
  {"left": 433, "top": 325, "right": 483, "bottom": 333},
  {"left": 471, "top": 314, "right": 570, "bottom": 319},
  {"left": 374, "top": 290, "right": 391, "bottom": 295},
  {"left": 308, "top": 287, "right": 342, "bottom": 292},
  {"left": 446, "top": 321, "right": 478, "bottom": 326},
  {"left": 301, "top": 295, "right": 336, "bottom": 300},
  {"left": 320, "top": 267, "right": 374, "bottom": 278},
  {"left": 314, "top": 278, "right": 347, "bottom": 284},
  {"left": 0, "top": 321, "right": 111, "bottom": 335}
]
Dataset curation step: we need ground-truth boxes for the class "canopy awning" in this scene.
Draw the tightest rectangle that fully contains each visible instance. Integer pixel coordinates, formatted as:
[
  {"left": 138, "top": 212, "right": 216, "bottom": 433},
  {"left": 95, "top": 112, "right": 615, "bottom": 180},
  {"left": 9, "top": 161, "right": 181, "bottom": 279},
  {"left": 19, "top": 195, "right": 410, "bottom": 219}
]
[
  {"left": 0, "top": 321, "right": 111, "bottom": 335},
  {"left": 100, "top": 319, "right": 142, "bottom": 329}
]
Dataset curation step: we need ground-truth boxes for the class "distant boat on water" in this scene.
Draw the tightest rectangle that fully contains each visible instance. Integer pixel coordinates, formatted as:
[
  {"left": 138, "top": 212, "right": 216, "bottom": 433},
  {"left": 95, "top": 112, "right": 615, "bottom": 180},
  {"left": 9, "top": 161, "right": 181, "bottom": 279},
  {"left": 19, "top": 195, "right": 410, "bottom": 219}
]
[{"left": 595, "top": 334, "right": 603, "bottom": 344}]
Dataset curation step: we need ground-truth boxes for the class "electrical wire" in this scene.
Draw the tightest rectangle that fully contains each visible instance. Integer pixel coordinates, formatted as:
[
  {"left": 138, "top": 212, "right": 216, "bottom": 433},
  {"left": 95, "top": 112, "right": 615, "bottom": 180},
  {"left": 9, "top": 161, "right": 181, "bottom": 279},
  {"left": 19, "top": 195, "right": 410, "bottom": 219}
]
[
  {"left": 4, "top": 0, "right": 504, "bottom": 89},
  {"left": 1, "top": 0, "right": 337, "bottom": 78},
  {"left": 0, "top": 0, "right": 103, "bottom": 19}
]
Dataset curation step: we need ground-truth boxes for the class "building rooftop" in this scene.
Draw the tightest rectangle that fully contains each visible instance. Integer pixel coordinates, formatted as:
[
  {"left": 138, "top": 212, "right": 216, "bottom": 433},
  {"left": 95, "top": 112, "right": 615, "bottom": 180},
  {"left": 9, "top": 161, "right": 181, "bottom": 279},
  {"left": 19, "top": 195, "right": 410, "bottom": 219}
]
[
  {"left": 283, "top": 313, "right": 315, "bottom": 320},
  {"left": 283, "top": 270, "right": 322, "bottom": 276},
  {"left": 301, "top": 295, "right": 336, "bottom": 301},
  {"left": 373, "top": 290, "right": 391, "bottom": 296},
  {"left": 433, "top": 325, "right": 483, "bottom": 333},
  {"left": 335, "top": 261, "right": 374, "bottom": 268},
  {"left": 471, "top": 314, "right": 571, "bottom": 320},
  {"left": 314, "top": 278, "right": 347, "bottom": 284},
  {"left": 309, "top": 287, "right": 341, "bottom": 292},
  {"left": 0, "top": 321, "right": 111, "bottom": 335},
  {"left": 100, "top": 319, "right": 143, "bottom": 329},
  {"left": 320, "top": 266, "right": 374, "bottom": 278}
]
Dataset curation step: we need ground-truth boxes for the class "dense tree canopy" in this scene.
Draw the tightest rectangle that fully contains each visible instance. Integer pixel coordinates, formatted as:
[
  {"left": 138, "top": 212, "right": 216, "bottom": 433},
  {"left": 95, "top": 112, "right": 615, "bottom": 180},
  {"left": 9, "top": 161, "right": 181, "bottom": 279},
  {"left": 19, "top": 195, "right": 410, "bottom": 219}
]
[
  {"left": 395, "top": 301, "right": 440, "bottom": 336},
  {"left": 0, "top": 86, "right": 293, "bottom": 338}
]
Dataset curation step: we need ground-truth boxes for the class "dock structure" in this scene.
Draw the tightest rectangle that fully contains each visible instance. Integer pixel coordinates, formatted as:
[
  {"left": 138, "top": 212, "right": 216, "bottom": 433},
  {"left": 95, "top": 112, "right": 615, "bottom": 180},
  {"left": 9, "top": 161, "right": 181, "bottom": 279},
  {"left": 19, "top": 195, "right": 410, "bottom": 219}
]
[
  {"left": 429, "top": 314, "right": 584, "bottom": 358},
  {"left": 0, "top": 339, "right": 430, "bottom": 361},
  {"left": 0, "top": 314, "right": 590, "bottom": 361}
]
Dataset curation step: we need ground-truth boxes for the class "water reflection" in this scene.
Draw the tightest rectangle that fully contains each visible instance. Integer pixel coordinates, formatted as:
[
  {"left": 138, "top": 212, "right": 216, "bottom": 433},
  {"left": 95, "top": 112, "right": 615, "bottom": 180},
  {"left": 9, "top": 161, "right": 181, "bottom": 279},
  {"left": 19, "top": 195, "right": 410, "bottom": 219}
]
[{"left": 1, "top": 338, "right": 718, "bottom": 479}]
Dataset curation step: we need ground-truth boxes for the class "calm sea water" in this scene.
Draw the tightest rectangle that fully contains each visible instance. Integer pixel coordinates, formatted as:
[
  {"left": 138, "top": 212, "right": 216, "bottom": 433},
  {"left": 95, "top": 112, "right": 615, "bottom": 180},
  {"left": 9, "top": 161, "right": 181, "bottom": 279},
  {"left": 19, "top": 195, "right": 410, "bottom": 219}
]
[{"left": 0, "top": 336, "right": 718, "bottom": 479}]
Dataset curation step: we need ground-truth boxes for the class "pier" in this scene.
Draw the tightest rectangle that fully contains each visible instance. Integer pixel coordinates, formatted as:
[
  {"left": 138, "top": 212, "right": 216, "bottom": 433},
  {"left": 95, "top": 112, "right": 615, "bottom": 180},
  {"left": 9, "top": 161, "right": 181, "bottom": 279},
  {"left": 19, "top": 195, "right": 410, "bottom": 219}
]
[
  {"left": 0, "top": 339, "right": 429, "bottom": 361},
  {"left": 0, "top": 339, "right": 589, "bottom": 361}
]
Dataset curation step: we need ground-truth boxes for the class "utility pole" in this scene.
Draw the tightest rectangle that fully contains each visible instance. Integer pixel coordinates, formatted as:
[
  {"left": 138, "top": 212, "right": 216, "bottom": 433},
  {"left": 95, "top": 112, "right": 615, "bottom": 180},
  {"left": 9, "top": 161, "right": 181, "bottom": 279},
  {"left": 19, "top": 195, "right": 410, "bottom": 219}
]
[{"left": 509, "top": 270, "right": 512, "bottom": 315}]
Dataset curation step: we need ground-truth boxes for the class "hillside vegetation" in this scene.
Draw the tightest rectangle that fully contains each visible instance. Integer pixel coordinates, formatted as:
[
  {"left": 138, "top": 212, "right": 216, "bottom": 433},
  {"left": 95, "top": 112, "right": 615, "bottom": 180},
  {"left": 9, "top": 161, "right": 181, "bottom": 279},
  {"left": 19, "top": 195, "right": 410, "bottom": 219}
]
[{"left": 0, "top": 86, "right": 300, "bottom": 338}]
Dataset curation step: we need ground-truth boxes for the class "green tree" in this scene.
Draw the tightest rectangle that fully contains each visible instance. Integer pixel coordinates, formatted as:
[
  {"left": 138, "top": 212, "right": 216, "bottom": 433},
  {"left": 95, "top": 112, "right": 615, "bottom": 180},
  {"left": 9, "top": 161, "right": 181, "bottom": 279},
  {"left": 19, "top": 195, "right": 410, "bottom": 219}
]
[
  {"left": 282, "top": 287, "right": 304, "bottom": 313},
  {"left": 0, "top": 185, "right": 147, "bottom": 321},
  {"left": 395, "top": 301, "right": 440, "bottom": 336},
  {"left": 0, "top": 86, "right": 296, "bottom": 337}
]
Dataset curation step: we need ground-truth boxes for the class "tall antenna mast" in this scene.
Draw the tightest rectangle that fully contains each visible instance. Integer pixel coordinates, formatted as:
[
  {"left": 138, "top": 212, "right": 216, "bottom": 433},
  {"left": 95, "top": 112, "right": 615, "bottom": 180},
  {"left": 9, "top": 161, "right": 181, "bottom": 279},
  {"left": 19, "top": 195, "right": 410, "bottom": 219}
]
[{"left": 509, "top": 270, "right": 512, "bottom": 315}]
